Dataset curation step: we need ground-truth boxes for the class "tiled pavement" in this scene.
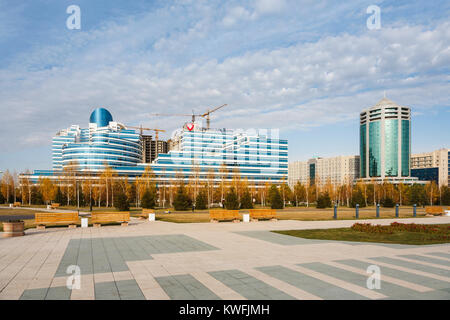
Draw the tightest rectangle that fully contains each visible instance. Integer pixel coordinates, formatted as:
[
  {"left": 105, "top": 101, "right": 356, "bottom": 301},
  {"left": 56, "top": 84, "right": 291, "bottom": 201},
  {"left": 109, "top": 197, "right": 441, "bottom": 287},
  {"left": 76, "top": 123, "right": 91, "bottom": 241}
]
[{"left": 0, "top": 216, "right": 449, "bottom": 300}]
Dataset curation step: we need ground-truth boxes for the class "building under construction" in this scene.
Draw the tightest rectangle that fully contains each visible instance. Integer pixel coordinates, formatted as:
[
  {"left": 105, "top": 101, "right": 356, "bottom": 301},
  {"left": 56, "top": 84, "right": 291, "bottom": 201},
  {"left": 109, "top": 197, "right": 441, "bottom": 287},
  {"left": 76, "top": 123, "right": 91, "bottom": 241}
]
[{"left": 21, "top": 107, "right": 288, "bottom": 188}]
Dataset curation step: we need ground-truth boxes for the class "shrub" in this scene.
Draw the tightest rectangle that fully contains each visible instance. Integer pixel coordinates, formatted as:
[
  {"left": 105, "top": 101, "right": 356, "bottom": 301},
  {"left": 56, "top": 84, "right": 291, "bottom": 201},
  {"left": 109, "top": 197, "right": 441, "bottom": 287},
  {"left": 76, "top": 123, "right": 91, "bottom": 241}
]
[
  {"left": 381, "top": 197, "right": 395, "bottom": 208},
  {"left": 114, "top": 192, "right": 130, "bottom": 211},
  {"left": 225, "top": 188, "right": 239, "bottom": 210},
  {"left": 269, "top": 185, "right": 283, "bottom": 209},
  {"left": 54, "top": 187, "right": 64, "bottom": 205},
  {"left": 141, "top": 188, "right": 156, "bottom": 209},
  {"left": 195, "top": 189, "right": 208, "bottom": 210},
  {"left": 316, "top": 192, "right": 332, "bottom": 209},
  {"left": 173, "top": 185, "right": 192, "bottom": 211},
  {"left": 240, "top": 190, "right": 253, "bottom": 209},
  {"left": 351, "top": 189, "right": 366, "bottom": 208}
]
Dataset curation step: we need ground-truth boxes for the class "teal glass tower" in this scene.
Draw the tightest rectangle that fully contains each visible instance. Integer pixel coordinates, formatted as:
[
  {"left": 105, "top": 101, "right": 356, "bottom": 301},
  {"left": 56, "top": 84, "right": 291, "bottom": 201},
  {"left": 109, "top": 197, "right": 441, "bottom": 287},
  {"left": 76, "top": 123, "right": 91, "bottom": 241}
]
[{"left": 360, "top": 98, "right": 411, "bottom": 182}]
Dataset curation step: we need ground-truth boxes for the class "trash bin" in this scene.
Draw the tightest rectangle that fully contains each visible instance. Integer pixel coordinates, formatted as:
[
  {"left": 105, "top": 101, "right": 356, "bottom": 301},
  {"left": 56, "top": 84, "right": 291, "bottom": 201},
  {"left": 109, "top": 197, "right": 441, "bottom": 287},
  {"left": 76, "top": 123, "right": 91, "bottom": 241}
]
[
  {"left": 243, "top": 214, "right": 250, "bottom": 223},
  {"left": 149, "top": 213, "right": 156, "bottom": 221},
  {"left": 81, "top": 218, "right": 88, "bottom": 228}
]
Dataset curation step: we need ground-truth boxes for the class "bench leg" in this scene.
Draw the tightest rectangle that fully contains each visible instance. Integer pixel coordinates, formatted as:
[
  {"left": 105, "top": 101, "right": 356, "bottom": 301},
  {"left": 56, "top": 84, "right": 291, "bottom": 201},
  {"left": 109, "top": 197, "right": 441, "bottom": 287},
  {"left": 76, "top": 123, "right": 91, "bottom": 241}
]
[
  {"left": 93, "top": 223, "right": 101, "bottom": 228},
  {"left": 233, "top": 219, "right": 240, "bottom": 223},
  {"left": 270, "top": 218, "right": 278, "bottom": 222},
  {"left": 68, "top": 224, "right": 77, "bottom": 229},
  {"left": 36, "top": 225, "right": 46, "bottom": 230},
  {"left": 251, "top": 218, "right": 259, "bottom": 222},
  {"left": 121, "top": 222, "right": 129, "bottom": 227},
  {"left": 210, "top": 219, "right": 218, "bottom": 223}
]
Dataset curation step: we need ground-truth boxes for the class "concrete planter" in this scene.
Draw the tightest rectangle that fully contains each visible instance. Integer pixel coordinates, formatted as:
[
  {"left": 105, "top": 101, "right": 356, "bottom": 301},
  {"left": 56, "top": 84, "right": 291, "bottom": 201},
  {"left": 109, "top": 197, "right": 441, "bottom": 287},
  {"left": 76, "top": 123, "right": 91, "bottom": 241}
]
[{"left": 2, "top": 220, "right": 25, "bottom": 238}]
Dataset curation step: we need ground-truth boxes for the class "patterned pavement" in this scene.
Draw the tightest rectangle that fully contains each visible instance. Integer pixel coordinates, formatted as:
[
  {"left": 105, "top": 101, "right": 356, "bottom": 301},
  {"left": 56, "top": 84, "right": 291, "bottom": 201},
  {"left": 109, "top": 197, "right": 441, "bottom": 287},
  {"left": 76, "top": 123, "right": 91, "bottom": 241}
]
[{"left": 0, "top": 216, "right": 449, "bottom": 300}]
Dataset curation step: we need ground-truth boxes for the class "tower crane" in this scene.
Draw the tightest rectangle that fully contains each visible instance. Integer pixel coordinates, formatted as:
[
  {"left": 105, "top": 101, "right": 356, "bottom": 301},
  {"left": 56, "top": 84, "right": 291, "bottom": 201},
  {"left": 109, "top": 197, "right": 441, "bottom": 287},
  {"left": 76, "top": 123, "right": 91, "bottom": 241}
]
[
  {"left": 126, "top": 125, "right": 166, "bottom": 140},
  {"left": 151, "top": 104, "right": 227, "bottom": 129}
]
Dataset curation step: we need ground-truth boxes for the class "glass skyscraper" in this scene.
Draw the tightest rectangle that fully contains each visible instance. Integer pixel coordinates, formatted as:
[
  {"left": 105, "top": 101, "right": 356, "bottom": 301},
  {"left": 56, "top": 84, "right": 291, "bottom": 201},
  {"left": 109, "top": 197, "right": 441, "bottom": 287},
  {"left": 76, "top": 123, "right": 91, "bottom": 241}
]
[
  {"left": 23, "top": 108, "right": 288, "bottom": 187},
  {"left": 359, "top": 98, "right": 418, "bottom": 184}
]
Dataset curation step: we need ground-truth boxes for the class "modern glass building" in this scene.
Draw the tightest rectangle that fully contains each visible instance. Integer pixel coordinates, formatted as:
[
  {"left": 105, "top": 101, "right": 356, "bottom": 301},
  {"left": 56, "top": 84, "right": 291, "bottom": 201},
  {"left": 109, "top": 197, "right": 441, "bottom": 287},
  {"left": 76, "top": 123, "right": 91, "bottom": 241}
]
[
  {"left": 22, "top": 108, "right": 288, "bottom": 187},
  {"left": 359, "top": 98, "right": 419, "bottom": 184}
]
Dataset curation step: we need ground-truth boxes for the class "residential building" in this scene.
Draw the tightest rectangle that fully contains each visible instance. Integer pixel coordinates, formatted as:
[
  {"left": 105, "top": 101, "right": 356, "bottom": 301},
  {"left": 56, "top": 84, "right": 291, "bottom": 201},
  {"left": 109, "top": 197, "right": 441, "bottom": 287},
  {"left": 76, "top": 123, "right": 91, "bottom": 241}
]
[
  {"left": 411, "top": 148, "right": 449, "bottom": 186},
  {"left": 288, "top": 155, "right": 360, "bottom": 188}
]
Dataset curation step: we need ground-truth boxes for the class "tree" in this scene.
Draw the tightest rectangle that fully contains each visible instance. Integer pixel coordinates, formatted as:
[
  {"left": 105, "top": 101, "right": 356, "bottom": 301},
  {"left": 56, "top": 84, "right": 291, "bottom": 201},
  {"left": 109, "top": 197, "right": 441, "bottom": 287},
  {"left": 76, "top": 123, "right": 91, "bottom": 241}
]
[
  {"left": 195, "top": 188, "right": 208, "bottom": 210},
  {"left": 173, "top": 184, "right": 191, "bottom": 211},
  {"left": 55, "top": 187, "right": 64, "bottom": 204},
  {"left": 224, "top": 187, "right": 239, "bottom": 210},
  {"left": 293, "top": 181, "right": 306, "bottom": 206},
  {"left": 1, "top": 170, "right": 14, "bottom": 204},
  {"left": 440, "top": 186, "right": 450, "bottom": 205},
  {"left": 0, "top": 189, "right": 4, "bottom": 204},
  {"left": 240, "top": 189, "right": 253, "bottom": 209},
  {"left": 408, "top": 184, "right": 427, "bottom": 206},
  {"left": 39, "top": 177, "right": 57, "bottom": 205},
  {"left": 114, "top": 192, "right": 130, "bottom": 211},
  {"left": 351, "top": 188, "right": 366, "bottom": 208},
  {"left": 141, "top": 188, "right": 156, "bottom": 209},
  {"left": 317, "top": 192, "right": 332, "bottom": 208},
  {"left": 268, "top": 185, "right": 283, "bottom": 209}
]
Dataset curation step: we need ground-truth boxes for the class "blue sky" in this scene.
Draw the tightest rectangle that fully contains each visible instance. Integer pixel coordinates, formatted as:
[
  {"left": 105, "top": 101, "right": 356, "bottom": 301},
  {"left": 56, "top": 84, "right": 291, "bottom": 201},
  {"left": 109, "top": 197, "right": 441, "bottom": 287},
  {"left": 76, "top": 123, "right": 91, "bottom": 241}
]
[{"left": 0, "top": 0, "right": 449, "bottom": 172}]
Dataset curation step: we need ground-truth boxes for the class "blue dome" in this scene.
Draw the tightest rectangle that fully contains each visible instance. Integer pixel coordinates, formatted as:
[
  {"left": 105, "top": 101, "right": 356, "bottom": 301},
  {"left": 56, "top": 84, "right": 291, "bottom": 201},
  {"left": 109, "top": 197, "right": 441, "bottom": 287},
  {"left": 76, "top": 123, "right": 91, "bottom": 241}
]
[{"left": 89, "top": 108, "right": 113, "bottom": 127}]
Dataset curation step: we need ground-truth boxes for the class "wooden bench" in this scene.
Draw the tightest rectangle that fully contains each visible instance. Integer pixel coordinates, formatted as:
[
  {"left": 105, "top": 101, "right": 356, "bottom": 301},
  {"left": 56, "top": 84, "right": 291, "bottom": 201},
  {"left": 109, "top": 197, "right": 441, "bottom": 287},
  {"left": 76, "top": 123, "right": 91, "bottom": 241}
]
[
  {"left": 35, "top": 212, "right": 79, "bottom": 230},
  {"left": 50, "top": 203, "right": 60, "bottom": 209},
  {"left": 13, "top": 202, "right": 21, "bottom": 207},
  {"left": 209, "top": 210, "right": 240, "bottom": 223},
  {"left": 91, "top": 212, "right": 130, "bottom": 227},
  {"left": 425, "top": 206, "right": 450, "bottom": 215},
  {"left": 249, "top": 209, "right": 277, "bottom": 221},
  {"left": 140, "top": 209, "right": 155, "bottom": 219}
]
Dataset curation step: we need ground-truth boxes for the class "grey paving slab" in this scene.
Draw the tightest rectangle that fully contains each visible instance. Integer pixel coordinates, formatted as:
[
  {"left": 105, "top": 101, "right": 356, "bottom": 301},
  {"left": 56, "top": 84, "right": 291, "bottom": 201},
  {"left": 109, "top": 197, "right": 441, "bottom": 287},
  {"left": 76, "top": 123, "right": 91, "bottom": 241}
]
[
  {"left": 55, "top": 235, "right": 218, "bottom": 276},
  {"left": 426, "top": 252, "right": 450, "bottom": 260},
  {"left": 155, "top": 274, "right": 221, "bottom": 300},
  {"left": 299, "top": 262, "right": 429, "bottom": 300},
  {"left": 19, "top": 287, "right": 48, "bottom": 300},
  {"left": 208, "top": 269, "right": 295, "bottom": 300},
  {"left": 115, "top": 279, "right": 145, "bottom": 300},
  {"left": 95, "top": 281, "right": 120, "bottom": 300},
  {"left": 45, "top": 286, "right": 72, "bottom": 300},
  {"left": 256, "top": 265, "right": 368, "bottom": 300},
  {"left": 336, "top": 259, "right": 450, "bottom": 291},
  {"left": 398, "top": 254, "right": 450, "bottom": 267},
  {"left": 369, "top": 256, "right": 450, "bottom": 277},
  {"left": 235, "top": 231, "right": 332, "bottom": 245}
]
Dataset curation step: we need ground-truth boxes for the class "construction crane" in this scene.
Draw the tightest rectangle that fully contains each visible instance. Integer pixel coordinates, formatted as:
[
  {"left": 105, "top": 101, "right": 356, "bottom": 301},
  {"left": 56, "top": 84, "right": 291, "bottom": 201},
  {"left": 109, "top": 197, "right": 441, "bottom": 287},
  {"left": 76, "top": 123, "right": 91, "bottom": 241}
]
[
  {"left": 151, "top": 104, "right": 227, "bottom": 129},
  {"left": 126, "top": 125, "right": 166, "bottom": 140}
]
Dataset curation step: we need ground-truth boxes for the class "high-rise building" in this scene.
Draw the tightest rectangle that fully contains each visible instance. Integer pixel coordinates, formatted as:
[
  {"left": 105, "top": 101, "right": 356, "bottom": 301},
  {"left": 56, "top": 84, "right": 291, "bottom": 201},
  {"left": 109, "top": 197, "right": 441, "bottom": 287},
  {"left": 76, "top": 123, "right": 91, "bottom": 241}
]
[
  {"left": 52, "top": 108, "right": 142, "bottom": 171},
  {"left": 288, "top": 155, "right": 360, "bottom": 188},
  {"left": 411, "top": 148, "right": 449, "bottom": 186},
  {"left": 22, "top": 108, "right": 288, "bottom": 188},
  {"left": 141, "top": 135, "right": 169, "bottom": 163},
  {"left": 359, "top": 98, "right": 419, "bottom": 184}
]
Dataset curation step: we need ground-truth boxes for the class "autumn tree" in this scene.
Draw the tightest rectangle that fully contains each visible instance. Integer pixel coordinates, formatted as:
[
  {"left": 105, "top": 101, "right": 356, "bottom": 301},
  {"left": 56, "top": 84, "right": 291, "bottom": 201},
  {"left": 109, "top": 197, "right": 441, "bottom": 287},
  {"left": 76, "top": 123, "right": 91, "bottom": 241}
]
[{"left": 39, "top": 177, "right": 57, "bottom": 205}]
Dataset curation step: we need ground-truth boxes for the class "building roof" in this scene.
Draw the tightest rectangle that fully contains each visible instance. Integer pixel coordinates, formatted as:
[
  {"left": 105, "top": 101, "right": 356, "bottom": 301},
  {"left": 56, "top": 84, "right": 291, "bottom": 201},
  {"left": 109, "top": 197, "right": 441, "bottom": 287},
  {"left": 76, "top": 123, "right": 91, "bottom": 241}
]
[{"left": 89, "top": 108, "right": 113, "bottom": 127}]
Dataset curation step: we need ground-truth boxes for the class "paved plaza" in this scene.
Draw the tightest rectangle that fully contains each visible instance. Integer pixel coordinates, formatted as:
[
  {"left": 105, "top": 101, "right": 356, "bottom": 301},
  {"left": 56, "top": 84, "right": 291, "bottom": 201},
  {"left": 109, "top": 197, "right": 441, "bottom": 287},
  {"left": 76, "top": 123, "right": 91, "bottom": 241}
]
[{"left": 0, "top": 217, "right": 449, "bottom": 300}]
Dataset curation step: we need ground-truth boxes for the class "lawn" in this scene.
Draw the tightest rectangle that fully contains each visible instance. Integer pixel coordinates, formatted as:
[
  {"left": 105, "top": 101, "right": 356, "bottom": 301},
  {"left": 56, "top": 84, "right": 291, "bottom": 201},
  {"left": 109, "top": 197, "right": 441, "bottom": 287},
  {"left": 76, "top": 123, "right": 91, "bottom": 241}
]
[{"left": 273, "top": 223, "right": 450, "bottom": 245}]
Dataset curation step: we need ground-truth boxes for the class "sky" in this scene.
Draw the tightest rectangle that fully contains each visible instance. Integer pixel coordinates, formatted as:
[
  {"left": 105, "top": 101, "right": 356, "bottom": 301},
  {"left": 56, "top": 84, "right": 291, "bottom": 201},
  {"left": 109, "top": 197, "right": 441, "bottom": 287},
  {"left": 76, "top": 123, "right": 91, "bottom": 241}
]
[{"left": 0, "top": 0, "right": 449, "bottom": 173}]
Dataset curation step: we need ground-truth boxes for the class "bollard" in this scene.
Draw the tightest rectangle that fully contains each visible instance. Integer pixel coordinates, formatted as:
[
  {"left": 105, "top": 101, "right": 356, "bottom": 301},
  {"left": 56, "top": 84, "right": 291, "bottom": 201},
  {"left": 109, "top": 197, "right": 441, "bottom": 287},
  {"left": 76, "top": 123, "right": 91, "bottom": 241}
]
[
  {"left": 334, "top": 205, "right": 337, "bottom": 220},
  {"left": 376, "top": 203, "right": 380, "bottom": 218},
  {"left": 413, "top": 204, "right": 417, "bottom": 217},
  {"left": 355, "top": 204, "right": 359, "bottom": 219},
  {"left": 395, "top": 204, "right": 399, "bottom": 218}
]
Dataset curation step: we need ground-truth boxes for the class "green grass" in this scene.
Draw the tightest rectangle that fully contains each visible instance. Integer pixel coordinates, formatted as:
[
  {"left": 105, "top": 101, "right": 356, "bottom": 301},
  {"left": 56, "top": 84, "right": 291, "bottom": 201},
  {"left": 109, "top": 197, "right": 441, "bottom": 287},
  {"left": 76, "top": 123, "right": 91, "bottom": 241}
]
[{"left": 273, "top": 224, "right": 450, "bottom": 245}]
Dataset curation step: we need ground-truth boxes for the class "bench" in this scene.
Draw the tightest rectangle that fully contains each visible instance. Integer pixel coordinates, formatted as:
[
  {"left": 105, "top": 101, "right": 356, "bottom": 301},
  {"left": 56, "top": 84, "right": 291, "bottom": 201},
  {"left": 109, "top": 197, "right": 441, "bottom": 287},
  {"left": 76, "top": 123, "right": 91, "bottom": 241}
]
[
  {"left": 425, "top": 206, "right": 450, "bottom": 216},
  {"left": 140, "top": 209, "right": 155, "bottom": 219},
  {"left": 249, "top": 209, "right": 277, "bottom": 221},
  {"left": 35, "top": 212, "right": 79, "bottom": 230},
  {"left": 13, "top": 202, "right": 21, "bottom": 207},
  {"left": 50, "top": 203, "right": 60, "bottom": 209},
  {"left": 91, "top": 212, "right": 130, "bottom": 227},
  {"left": 209, "top": 210, "right": 240, "bottom": 223}
]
